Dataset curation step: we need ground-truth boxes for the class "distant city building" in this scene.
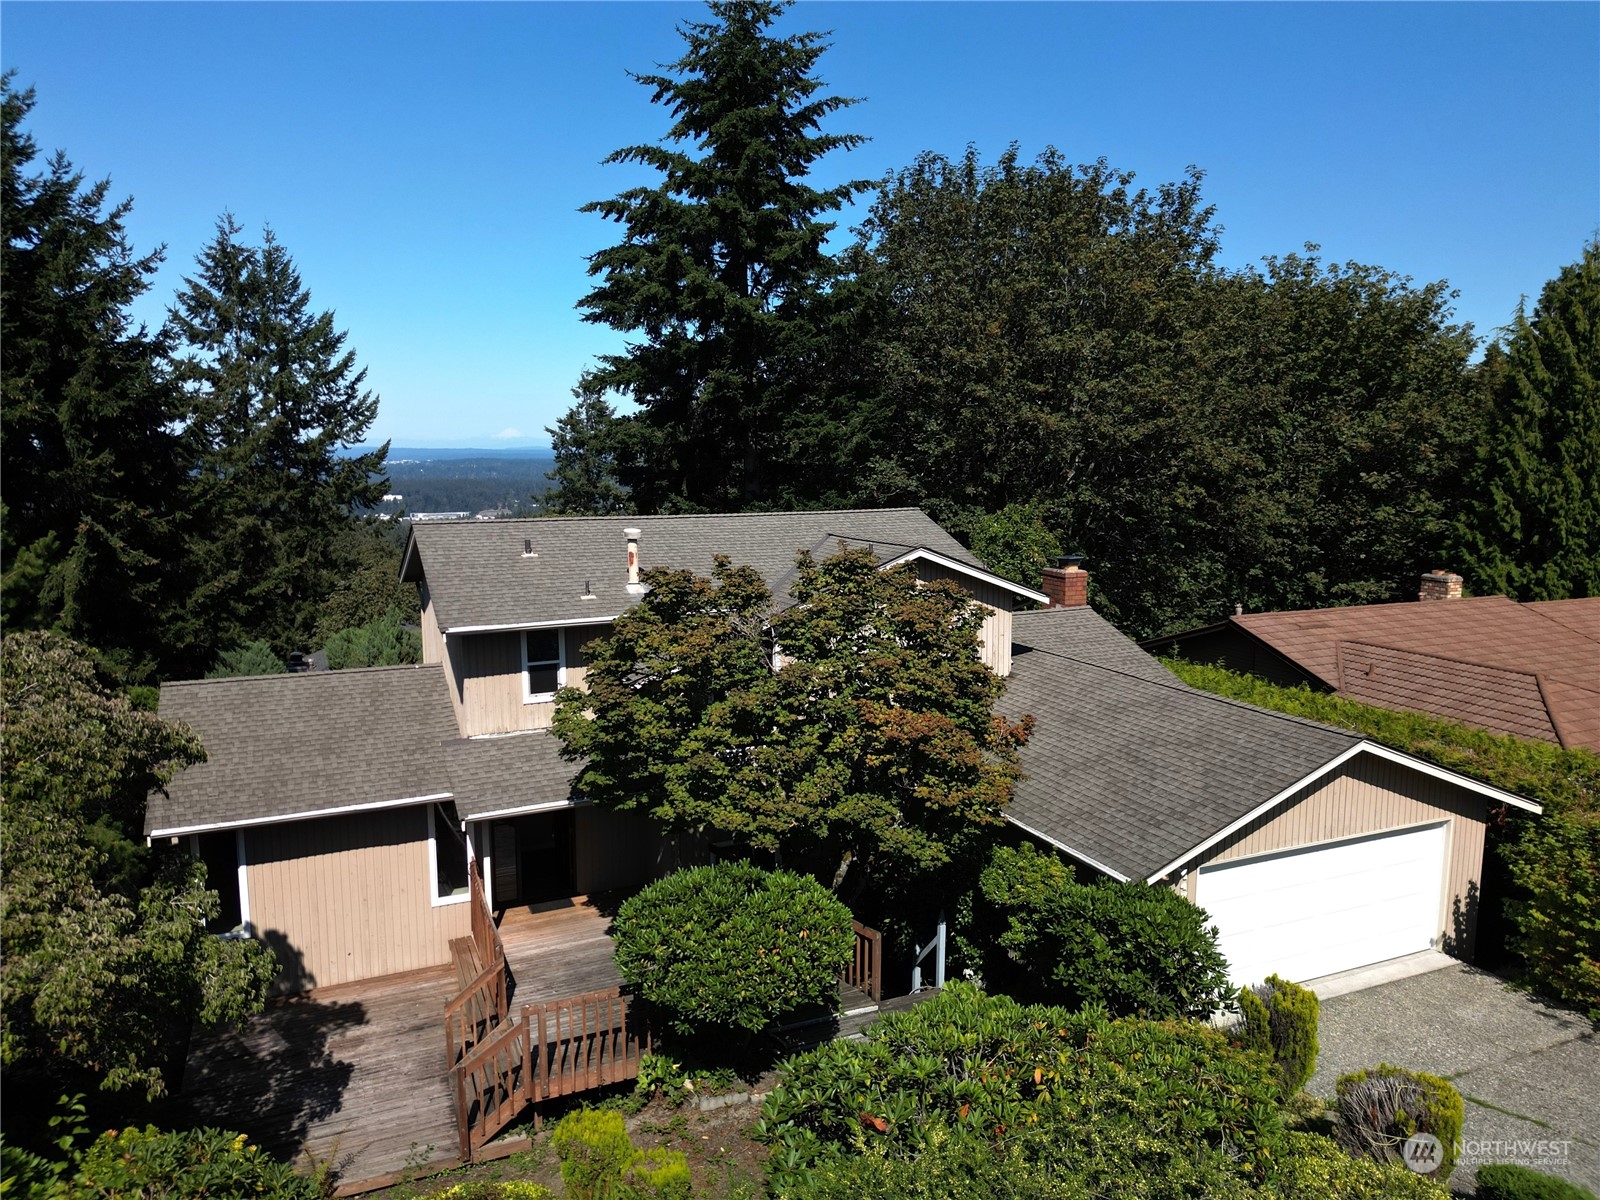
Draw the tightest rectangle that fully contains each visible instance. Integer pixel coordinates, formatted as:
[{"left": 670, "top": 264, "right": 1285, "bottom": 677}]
[
  {"left": 383, "top": 494, "right": 404, "bottom": 502},
  {"left": 408, "top": 512, "right": 474, "bottom": 523}
]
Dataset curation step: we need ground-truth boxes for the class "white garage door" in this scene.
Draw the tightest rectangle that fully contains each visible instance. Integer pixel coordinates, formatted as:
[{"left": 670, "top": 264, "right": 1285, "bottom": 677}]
[{"left": 1195, "top": 823, "right": 1447, "bottom": 987}]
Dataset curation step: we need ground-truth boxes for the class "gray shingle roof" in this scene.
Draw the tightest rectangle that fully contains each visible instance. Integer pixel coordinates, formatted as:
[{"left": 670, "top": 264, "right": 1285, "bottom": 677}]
[
  {"left": 147, "top": 665, "right": 459, "bottom": 836},
  {"left": 403, "top": 508, "right": 992, "bottom": 633},
  {"left": 1003, "top": 609, "right": 1360, "bottom": 880},
  {"left": 442, "top": 731, "right": 580, "bottom": 821}
]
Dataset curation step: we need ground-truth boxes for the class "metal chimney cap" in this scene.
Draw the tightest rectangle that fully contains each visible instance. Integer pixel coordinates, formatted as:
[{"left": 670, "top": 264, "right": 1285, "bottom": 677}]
[
  {"left": 623, "top": 526, "right": 642, "bottom": 538},
  {"left": 1053, "top": 554, "right": 1086, "bottom": 570}
]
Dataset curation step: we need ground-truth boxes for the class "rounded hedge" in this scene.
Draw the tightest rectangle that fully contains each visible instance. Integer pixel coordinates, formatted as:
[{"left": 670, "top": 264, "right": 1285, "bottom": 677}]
[
  {"left": 613, "top": 862, "right": 854, "bottom": 1035},
  {"left": 1475, "top": 1163, "right": 1599, "bottom": 1200}
]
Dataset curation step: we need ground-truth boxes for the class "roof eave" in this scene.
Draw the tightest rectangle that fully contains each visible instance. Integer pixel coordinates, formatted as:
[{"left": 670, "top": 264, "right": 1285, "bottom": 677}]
[{"left": 880, "top": 547, "right": 1050, "bottom": 605}]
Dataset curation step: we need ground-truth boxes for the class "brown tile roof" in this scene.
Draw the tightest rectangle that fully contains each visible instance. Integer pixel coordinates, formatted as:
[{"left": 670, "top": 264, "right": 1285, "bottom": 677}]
[{"left": 1231, "top": 596, "right": 1600, "bottom": 751}]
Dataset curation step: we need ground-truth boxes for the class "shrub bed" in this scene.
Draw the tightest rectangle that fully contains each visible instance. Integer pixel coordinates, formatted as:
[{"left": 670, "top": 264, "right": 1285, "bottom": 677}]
[
  {"left": 1334, "top": 1063, "right": 1464, "bottom": 1180},
  {"left": 977, "top": 842, "right": 1233, "bottom": 1018},
  {"left": 1476, "top": 1163, "right": 1600, "bottom": 1200},
  {"left": 612, "top": 863, "right": 853, "bottom": 1035}
]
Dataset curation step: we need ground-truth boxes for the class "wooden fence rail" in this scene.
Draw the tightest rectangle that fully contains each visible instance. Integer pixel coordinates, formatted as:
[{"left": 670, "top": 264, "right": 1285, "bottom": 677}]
[
  {"left": 845, "top": 920, "right": 883, "bottom": 1002},
  {"left": 530, "top": 988, "right": 648, "bottom": 1103},
  {"left": 443, "top": 957, "right": 508, "bottom": 1067},
  {"left": 451, "top": 1015, "right": 529, "bottom": 1160}
]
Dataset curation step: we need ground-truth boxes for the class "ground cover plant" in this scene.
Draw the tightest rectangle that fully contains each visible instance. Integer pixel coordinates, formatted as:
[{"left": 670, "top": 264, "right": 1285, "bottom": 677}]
[{"left": 612, "top": 863, "right": 853, "bottom": 1037}]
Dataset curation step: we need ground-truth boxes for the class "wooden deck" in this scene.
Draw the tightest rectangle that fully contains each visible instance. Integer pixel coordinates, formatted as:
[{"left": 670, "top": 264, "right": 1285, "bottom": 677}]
[{"left": 179, "top": 897, "right": 625, "bottom": 1191}]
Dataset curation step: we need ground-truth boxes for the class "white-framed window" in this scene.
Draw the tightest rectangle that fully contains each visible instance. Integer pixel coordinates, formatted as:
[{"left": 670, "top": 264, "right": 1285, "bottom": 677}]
[
  {"left": 427, "top": 803, "right": 471, "bottom": 906},
  {"left": 522, "top": 628, "right": 565, "bottom": 703}
]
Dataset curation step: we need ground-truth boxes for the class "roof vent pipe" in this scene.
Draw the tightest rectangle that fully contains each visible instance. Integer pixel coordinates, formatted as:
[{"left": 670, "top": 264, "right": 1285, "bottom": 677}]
[{"left": 624, "top": 527, "right": 642, "bottom": 585}]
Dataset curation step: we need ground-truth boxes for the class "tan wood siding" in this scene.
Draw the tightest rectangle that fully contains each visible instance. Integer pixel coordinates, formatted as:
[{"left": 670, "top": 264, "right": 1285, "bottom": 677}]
[
  {"left": 243, "top": 806, "right": 470, "bottom": 992},
  {"left": 1189, "top": 754, "right": 1488, "bottom": 958},
  {"left": 447, "top": 626, "right": 611, "bottom": 738},
  {"left": 912, "top": 561, "right": 1016, "bottom": 676},
  {"left": 574, "top": 807, "right": 667, "bottom": 894},
  {"left": 420, "top": 580, "right": 444, "bottom": 665}
]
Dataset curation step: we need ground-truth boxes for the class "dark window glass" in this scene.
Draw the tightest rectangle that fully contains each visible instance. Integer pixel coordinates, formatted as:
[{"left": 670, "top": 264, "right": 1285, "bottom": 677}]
[
  {"left": 527, "top": 663, "right": 560, "bottom": 696},
  {"left": 434, "top": 805, "right": 469, "bottom": 897},
  {"left": 526, "top": 630, "right": 559, "bottom": 663}
]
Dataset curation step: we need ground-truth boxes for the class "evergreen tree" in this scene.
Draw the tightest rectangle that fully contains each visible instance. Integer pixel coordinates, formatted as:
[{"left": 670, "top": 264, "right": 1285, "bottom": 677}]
[
  {"left": 575, "top": 0, "right": 871, "bottom": 511},
  {"left": 1457, "top": 240, "right": 1600, "bottom": 599},
  {"left": 0, "top": 76, "right": 198, "bottom": 680},
  {"left": 169, "top": 217, "right": 389, "bottom": 656},
  {"left": 543, "top": 384, "right": 632, "bottom": 515}
]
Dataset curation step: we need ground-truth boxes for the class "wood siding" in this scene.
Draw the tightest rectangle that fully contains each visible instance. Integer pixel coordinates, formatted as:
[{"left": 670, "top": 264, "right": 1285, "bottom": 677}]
[
  {"left": 575, "top": 807, "right": 668, "bottom": 894},
  {"left": 1179, "top": 754, "right": 1488, "bottom": 958},
  {"left": 447, "top": 626, "right": 607, "bottom": 738},
  {"left": 243, "top": 806, "right": 471, "bottom": 992},
  {"left": 912, "top": 560, "right": 1016, "bottom": 677},
  {"left": 421, "top": 580, "right": 445, "bottom": 665}
]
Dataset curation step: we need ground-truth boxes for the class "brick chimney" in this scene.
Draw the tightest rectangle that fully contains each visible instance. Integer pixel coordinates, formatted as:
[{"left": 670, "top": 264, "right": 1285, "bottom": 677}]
[
  {"left": 1418, "top": 569, "right": 1463, "bottom": 602},
  {"left": 1042, "top": 555, "right": 1089, "bottom": 608},
  {"left": 624, "top": 527, "right": 642, "bottom": 585}
]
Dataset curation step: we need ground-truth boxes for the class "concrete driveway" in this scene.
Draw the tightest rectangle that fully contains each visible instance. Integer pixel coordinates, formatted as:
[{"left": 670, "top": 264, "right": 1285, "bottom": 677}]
[{"left": 1307, "top": 960, "right": 1598, "bottom": 1195}]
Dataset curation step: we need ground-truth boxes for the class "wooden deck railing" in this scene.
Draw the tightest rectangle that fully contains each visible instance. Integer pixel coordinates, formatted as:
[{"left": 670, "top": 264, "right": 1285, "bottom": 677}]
[
  {"left": 451, "top": 1013, "right": 529, "bottom": 1159},
  {"left": 529, "top": 988, "right": 648, "bottom": 1102},
  {"left": 844, "top": 920, "right": 883, "bottom": 1002},
  {"left": 443, "top": 957, "right": 508, "bottom": 1067},
  {"left": 469, "top": 867, "right": 504, "bottom": 969},
  {"left": 450, "top": 986, "right": 649, "bottom": 1160}
]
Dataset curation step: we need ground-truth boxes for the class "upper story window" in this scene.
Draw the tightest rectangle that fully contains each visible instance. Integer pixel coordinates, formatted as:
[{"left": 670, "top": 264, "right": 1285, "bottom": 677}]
[{"left": 523, "top": 629, "right": 564, "bottom": 702}]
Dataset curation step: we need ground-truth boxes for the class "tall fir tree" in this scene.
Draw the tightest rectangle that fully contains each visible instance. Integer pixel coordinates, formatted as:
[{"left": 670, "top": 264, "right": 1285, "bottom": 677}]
[
  {"left": 169, "top": 217, "right": 389, "bottom": 660},
  {"left": 542, "top": 383, "right": 632, "bottom": 515},
  {"left": 0, "top": 76, "right": 200, "bottom": 680},
  {"left": 1457, "top": 240, "right": 1600, "bottom": 600},
  {"left": 574, "top": 0, "right": 871, "bottom": 512}
]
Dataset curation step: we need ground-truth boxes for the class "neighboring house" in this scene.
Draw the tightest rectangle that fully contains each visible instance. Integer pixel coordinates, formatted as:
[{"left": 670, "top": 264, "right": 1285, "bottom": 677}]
[
  {"left": 1003, "top": 599, "right": 1539, "bottom": 986},
  {"left": 1141, "top": 572, "right": 1600, "bottom": 753},
  {"left": 147, "top": 520, "right": 1541, "bottom": 996}
]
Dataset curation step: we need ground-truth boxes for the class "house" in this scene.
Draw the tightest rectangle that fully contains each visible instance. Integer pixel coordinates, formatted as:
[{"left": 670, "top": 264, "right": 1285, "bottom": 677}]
[
  {"left": 147, "top": 515, "right": 1541, "bottom": 997},
  {"left": 1004, "top": 580, "right": 1540, "bottom": 987},
  {"left": 1141, "top": 573, "right": 1600, "bottom": 752},
  {"left": 148, "top": 509, "right": 1045, "bottom": 992}
]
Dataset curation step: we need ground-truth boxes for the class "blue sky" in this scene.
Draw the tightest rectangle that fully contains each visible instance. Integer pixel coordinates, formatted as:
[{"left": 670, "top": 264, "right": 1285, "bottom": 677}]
[{"left": 5, "top": 2, "right": 1596, "bottom": 447}]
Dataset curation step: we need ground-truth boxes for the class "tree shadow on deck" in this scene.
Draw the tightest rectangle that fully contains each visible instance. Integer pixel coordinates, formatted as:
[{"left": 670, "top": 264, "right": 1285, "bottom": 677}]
[{"left": 177, "top": 931, "right": 365, "bottom": 1163}]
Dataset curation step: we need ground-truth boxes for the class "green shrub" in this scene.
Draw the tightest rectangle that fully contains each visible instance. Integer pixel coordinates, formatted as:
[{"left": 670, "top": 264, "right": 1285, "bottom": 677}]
[
  {"left": 619, "top": 1147, "right": 693, "bottom": 1200},
  {"left": 1504, "top": 813, "right": 1600, "bottom": 1018},
  {"left": 1334, "top": 1063, "right": 1464, "bottom": 1179},
  {"left": 612, "top": 862, "right": 854, "bottom": 1035},
  {"left": 206, "top": 639, "right": 285, "bottom": 678},
  {"left": 1237, "top": 974, "right": 1320, "bottom": 1097},
  {"left": 977, "top": 843, "right": 1233, "bottom": 1018},
  {"left": 427, "top": 1185, "right": 557, "bottom": 1199},
  {"left": 758, "top": 981, "right": 1286, "bottom": 1193},
  {"left": 71, "top": 1125, "right": 321, "bottom": 1198},
  {"left": 1476, "top": 1162, "right": 1600, "bottom": 1200},
  {"left": 552, "top": 1109, "right": 636, "bottom": 1200},
  {"left": 322, "top": 606, "right": 422, "bottom": 670},
  {"left": 1275, "top": 1132, "right": 1449, "bottom": 1199},
  {"left": 634, "top": 1052, "right": 692, "bottom": 1105}
]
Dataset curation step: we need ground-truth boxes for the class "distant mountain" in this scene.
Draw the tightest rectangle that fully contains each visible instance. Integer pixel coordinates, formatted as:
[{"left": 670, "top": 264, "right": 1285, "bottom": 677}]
[{"left": 358, "top": 447, "right": 558, "bottom": 516}]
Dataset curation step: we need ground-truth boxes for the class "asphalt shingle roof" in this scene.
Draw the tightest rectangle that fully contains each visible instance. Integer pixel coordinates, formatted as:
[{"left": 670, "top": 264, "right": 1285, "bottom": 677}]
[
  {"left": 404, "top": 508, "right": 991, "bottom": 633},
  {"left": 1228, "top": 596, "right": 1600, "bottom": 751},
  {"left": 148, "top": 665, "right": 459, "bottom": 836},
  {"left": 1004, "top": 608, "right": 1360, "bottom": 880},
  {"left": 442, "top": 731, "right": 580, "bottom": 822}
]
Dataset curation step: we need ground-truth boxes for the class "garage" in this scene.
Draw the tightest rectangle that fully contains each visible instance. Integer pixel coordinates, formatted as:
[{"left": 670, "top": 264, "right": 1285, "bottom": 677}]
[{"left": 1195, "top": 822, "right": 1448, "bottom": 986}]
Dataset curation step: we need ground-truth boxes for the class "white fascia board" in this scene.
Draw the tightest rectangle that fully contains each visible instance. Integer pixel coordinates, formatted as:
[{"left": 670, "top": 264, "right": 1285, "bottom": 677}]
[
  {"left": 1005, "top": 815, "right": 1131, "bottom": 882},
  {"left": 445, "top": 615, "right": 621, "bottom": 636},
  {"left": 461, "top": 797, "right": 585, "bottom": 822},
  {"left": 880, "top": 548, "right": 1050, "bottom": 605},
  {"left": 148, "top": 791, "right": 455, "bottom": 839},
  {"left": 1142, "top": 738, "right": 1542, "bottom": 884}
]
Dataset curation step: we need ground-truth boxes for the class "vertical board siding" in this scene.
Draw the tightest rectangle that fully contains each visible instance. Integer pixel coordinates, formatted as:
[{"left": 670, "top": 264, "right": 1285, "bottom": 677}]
[
  {"left": 449, "top": 626, "right": 610, "bottom": 737},
  {"left": 575, "top": 808, "right": 666, "bottom": 894},
  {"left": 421, "top": 582, "right": 445, "bottom": 665},
  {"left": 912, "top": 561, "right": 1016, "bottom": 676},
  {"left": 244, "top": 806, "right": 471, "bottom": 992},
  {"left": 1197, "top": 755, "right": 1488, "bottom": 958}
]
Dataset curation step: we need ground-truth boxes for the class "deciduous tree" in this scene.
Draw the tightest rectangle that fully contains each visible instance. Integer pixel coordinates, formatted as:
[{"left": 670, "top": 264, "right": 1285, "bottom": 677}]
[
  {"left": 0, "top": 633, "right": 276, "bottom": 1100},
  {"left": 553, "top": 547, "right": 1031, "bottom": 895},
  {"left": 574, "top": 0, "right": 871, "bottom": 511}
]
